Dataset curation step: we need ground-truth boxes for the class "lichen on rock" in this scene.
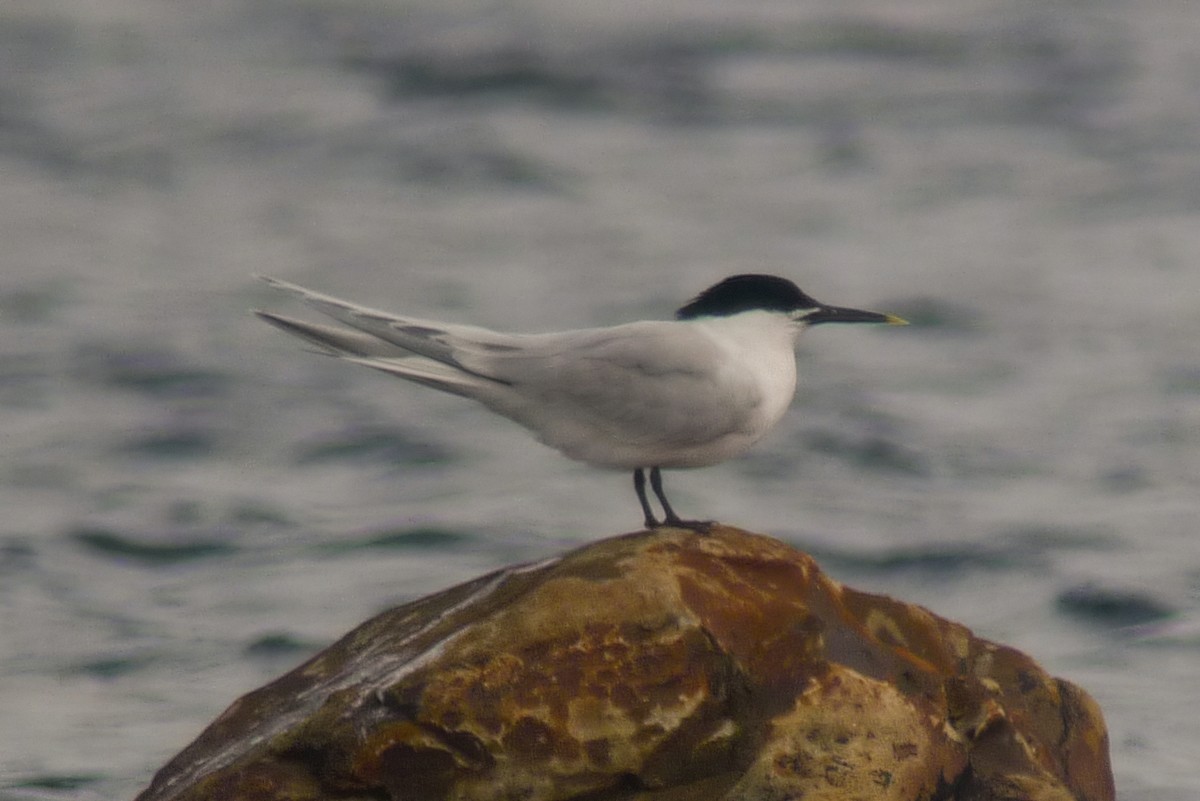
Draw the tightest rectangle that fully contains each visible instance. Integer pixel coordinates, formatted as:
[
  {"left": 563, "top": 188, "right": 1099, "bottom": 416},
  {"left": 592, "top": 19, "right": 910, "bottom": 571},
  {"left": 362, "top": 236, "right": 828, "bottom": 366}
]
[{"left": 134, "top": 526, "right": 1115, "bottom": 801}]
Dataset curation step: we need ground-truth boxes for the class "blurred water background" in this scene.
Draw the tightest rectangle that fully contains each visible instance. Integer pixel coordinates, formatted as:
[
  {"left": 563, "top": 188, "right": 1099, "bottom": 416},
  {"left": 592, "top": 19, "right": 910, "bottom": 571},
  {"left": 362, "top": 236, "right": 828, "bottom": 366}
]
[{"left": 1, "top": 1, "right": 1198, "bottom": 798}]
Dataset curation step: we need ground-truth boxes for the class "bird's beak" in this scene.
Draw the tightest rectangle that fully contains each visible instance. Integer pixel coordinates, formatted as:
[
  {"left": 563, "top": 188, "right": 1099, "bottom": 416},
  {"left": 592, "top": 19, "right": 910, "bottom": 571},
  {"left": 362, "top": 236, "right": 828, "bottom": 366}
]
[{"left": 802, "top": 305, "right": 908, "bottom": 326}]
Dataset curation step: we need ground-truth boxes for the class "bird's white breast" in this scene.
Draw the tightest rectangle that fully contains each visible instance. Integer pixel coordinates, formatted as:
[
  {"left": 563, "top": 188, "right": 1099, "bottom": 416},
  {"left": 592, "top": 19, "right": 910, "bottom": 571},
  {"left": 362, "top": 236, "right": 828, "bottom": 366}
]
[{"left": 673, "top": 312, "right": 799, "bottom": 464}]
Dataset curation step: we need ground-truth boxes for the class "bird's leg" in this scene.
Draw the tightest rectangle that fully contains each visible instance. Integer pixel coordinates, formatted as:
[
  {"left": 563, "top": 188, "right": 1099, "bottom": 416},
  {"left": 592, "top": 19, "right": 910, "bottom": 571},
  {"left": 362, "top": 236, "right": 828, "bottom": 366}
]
[
  {"left": 648, "top": 467, "right": 685, "bottom": 527},
  {"left": 649, "top": 467, "right": 712, "bottom": 533},
  {"left": 633, "top": 468, "right": 660, "bottom": 529}
]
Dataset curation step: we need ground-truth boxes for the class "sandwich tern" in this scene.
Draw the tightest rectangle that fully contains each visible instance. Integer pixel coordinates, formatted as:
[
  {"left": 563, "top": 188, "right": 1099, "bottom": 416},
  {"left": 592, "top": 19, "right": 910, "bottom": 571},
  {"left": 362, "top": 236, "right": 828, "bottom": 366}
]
[{"left": 256, "top": 274, "right": 905, "bottom": 530}]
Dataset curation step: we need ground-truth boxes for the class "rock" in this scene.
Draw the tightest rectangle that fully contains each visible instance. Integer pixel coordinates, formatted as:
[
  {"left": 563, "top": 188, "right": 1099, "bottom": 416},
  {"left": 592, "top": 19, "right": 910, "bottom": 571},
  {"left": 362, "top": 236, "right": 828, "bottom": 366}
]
[{"left": 134, "top": 526, "right": 1115, "bottom": 801}]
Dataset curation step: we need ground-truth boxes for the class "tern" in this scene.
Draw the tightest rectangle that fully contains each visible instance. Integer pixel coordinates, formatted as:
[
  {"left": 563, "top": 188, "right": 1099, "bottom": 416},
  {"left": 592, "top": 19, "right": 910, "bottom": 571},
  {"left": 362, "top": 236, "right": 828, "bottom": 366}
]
[{"left": 256, "top": 274, "right": 905, "bottom": 530}]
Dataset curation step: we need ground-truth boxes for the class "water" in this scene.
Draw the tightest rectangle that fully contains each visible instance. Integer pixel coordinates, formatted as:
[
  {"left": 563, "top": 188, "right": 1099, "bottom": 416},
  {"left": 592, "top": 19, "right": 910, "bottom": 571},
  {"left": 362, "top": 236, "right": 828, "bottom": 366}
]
[{"left": 1, "top": 1, "right": 1198, "bottom": 798}]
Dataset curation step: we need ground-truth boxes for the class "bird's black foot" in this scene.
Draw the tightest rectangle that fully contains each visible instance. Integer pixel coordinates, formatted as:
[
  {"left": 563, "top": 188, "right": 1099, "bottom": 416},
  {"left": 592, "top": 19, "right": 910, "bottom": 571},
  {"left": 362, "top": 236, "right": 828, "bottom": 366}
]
[
  {"left": 633, "top": 467, "right": 712, "bottom": 533},
  {"left": 657, "top": 515, "right": 713, "bottom": 533},
  {"left": 634, "top": 468, "right": 659, "bottom": 529}
]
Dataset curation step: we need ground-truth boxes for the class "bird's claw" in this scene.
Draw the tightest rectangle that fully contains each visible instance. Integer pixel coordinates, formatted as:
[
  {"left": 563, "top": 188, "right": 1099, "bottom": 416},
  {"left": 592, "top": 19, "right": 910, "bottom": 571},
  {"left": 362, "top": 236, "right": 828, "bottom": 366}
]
[{"left": 650, "top": 517, "right": 713, "bottom": 534}]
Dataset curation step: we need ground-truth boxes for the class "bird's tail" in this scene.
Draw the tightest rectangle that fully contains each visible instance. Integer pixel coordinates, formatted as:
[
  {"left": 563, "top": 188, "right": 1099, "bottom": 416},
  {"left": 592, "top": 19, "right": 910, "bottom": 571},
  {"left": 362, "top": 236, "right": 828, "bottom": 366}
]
[{"left": 254, "top": 276, "right": 509, "bottom": 397}]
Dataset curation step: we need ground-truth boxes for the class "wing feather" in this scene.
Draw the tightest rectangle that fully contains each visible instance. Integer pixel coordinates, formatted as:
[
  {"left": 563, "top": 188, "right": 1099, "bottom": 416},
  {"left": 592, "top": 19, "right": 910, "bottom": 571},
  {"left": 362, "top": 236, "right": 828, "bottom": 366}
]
[
  {"left": 258, "top": 276, "right": 517, "bottom": 382},
  {"left": 477, "top": 322, "right": 761, "bottom": 450}
]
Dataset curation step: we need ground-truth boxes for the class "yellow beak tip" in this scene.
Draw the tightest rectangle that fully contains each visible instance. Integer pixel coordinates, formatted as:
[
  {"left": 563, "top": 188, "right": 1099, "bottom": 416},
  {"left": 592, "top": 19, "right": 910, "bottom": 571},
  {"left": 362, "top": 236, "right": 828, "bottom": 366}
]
[{"left": 884, "top": 314, "right": 909, "bottom": 326}]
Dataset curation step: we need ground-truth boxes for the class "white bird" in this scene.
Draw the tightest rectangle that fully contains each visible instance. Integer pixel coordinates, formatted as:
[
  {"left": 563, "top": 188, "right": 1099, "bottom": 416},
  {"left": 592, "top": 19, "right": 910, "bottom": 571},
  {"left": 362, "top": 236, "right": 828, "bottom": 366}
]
[{"left": 255, "top": 274, "right": 905, "bottom": 530}]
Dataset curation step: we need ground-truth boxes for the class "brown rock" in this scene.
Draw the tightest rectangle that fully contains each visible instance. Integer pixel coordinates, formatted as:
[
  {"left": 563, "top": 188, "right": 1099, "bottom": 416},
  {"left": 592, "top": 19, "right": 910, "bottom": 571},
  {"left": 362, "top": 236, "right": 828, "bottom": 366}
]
[{"left": 134, "top": 526, "right": 1115, "bottom": 801}]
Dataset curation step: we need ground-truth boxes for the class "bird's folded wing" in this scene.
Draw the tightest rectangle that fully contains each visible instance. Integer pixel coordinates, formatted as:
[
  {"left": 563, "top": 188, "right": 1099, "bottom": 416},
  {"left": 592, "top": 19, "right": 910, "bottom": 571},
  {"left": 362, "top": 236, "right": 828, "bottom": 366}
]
[
  {"left": 480, "top": 323, "right": 759, "bottom": 445},
  {"left": 254, "top": 310, "right": 407, "bottom": 357}
]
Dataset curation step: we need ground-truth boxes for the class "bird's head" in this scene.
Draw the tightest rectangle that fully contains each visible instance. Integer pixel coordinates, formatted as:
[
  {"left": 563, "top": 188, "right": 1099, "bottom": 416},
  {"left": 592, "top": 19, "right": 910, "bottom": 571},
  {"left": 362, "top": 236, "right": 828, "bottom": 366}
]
[{"left": 675, "top": 274, "right": 907, "bottom": 328}]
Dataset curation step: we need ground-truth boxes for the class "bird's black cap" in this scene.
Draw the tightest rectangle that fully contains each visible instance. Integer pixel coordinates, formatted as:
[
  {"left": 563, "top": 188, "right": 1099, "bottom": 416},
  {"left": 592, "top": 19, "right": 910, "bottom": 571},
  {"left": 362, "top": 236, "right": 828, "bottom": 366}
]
[
  {"left": 676, "top": 274, "right": 907, "bottom": 326},
  {"left": 675, "top": 274, "right": 819, "bottom": 320}
]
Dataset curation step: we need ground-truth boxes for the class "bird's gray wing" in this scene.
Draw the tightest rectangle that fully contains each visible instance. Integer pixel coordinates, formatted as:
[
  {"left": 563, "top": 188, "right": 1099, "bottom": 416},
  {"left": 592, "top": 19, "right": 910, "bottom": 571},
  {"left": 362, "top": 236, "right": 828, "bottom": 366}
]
[
  {"left": 475, "top": 322, "right": 763, "bottom": 447},
  {"left": 255, "top": 311, "right": 405, "bottom": 357}
]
